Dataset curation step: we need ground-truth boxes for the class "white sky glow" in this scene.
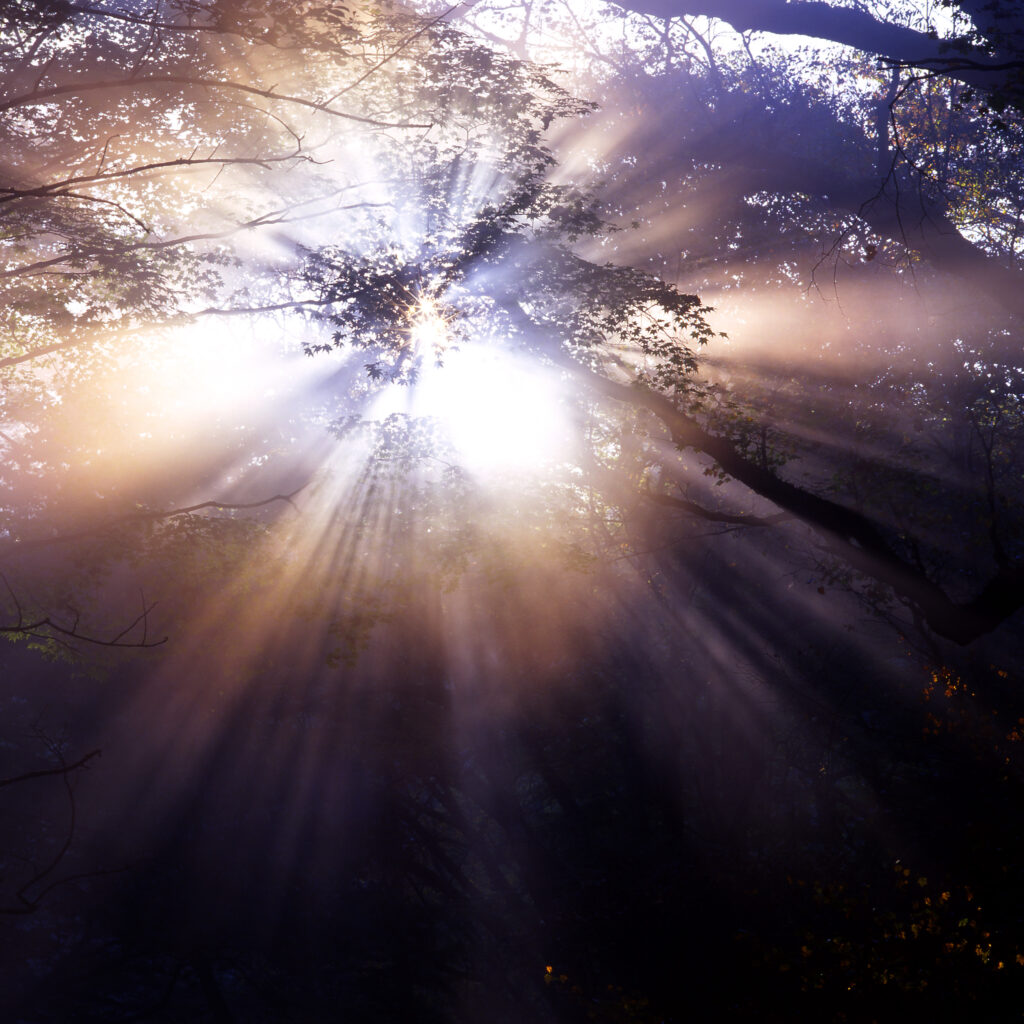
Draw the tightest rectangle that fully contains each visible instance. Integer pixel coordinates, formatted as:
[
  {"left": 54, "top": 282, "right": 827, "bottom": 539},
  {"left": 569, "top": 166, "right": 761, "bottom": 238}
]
[{"left": 412, "top": 343, "right": 573, "bottom": 476}]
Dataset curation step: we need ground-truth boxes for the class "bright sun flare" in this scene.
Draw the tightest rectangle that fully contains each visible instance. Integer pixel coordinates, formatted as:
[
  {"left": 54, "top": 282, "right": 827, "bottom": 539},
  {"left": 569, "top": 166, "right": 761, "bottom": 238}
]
[
  {"left": 417, "top": 345, "right": 571, "bottom": 475},
  {"left": 377, "top": 301, "right": 573, "bottom": 478}
]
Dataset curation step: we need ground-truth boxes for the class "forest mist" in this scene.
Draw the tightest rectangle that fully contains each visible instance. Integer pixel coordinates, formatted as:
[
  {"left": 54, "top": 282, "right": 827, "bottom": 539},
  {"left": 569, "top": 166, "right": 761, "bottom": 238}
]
[{"left": 2, "top": 0, "right": 1023, "bottom": 1020}]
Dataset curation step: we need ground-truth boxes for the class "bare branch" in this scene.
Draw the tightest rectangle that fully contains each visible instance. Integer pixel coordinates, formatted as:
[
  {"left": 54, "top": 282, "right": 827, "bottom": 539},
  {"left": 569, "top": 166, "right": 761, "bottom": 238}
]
[
  {"left": 561, "top": 352, "right": 1024, "bottom": 645},
  {"left": 0, "top": 575, "right": 168, "bottom": 648},
  {"left": 0, "top": 611, "right": 168, "bottom": 648},
  {"left": 0, "top": 148, "right": 315, "bottom": 204},
  {"left": 6, "top": 483, "right": 308, "bottom": 550},
  {"left": 323, "top": 0, "right": 470, "bottom": 105},
  {"left": 0, "top": 736, "right": 126, "bottom": 916},
  {"left": 642, "top": 487, "right": 791, "bottom": 526},
  {"left": 0, "top": 749, "right": 101, "bottom": 790},
  {"left": 0, "top": 75, "right": 433, "bottom": 129}
]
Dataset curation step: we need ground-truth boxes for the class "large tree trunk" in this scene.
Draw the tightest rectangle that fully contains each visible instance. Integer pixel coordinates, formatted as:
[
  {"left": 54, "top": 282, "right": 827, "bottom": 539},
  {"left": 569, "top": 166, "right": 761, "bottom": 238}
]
[{"left": 613, "top": 0, "right": 1022, "bottom": 95}]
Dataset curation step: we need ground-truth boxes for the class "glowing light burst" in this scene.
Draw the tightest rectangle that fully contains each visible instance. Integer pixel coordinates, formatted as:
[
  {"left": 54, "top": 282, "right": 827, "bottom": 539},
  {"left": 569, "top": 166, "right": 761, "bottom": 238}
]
[
  {"left": 386, "top": 299, "right": 576, "bottom": 478},
  {"left": 408, "top": 297, "right": 452, "bottom": 363},
  {"left": 415, "top": 344, "right": 572, "bottom": 476}
]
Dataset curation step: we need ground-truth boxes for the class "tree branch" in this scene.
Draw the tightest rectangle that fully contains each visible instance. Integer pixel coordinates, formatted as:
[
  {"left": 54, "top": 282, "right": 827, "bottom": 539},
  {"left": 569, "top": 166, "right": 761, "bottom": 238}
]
[
  {"left": 0, "top": 74, "right": 432, "bottom": 129},
  {"left": 641, "top": 487, "right": 791, "bottom": 526},
  {"left": 565, "top": 357, "right": 1023, "bottom": 645},
  {"left": 5, "top": 484, "right": 307, "bottom": 550},
  {"left": 0, "top": 748, "right": 100, "bottom": 790},
  {"left": 0, "top": 575, "right": 167, "bottom": 648},
  {"left": 611, "top": 0, "right": 1010, "bottom": 91}
]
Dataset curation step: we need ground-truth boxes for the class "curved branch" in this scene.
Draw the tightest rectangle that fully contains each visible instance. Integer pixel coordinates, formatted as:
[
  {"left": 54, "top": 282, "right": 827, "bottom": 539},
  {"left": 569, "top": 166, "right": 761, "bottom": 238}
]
[
  {"left": 642, "top": 487, "right": 790, "bottom": 526},
  {"left": 567, "top": 358, "right": 1023, "bottom": 645},
  {"left": 0, "top": 749, "right": 100, "bottom": 790},
  {"left": 0, "top": 74, "right": 432, "bottom": 129},
  {"left": 690, "top": 135, "right": 1024, "bottom": 321},
  {"left": 0, "top": 574, "right": 167, "bottom": 647},
  {"left": 0, "top": 300, "right": 332, "bottom": 371},
  {"left": 0, "top": 148, "right": 315, "bottom": 204},
  {"left": 0, "top": 610, "right": 168, "bottom": 648},
  {"left": 5, "top": 483, "right": 308, "bottom": 550},
  {"left": 611, "top": 0, "right": 1010, "bottom": 91}
]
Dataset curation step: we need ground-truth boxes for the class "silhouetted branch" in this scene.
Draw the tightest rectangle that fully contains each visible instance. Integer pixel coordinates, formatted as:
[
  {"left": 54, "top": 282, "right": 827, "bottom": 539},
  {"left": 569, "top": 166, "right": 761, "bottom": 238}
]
[
  {"left": 0, "top": 75, "right": 433, "bottom": 129},
  {"left": 612, "top": 0, "right": 1012, "bottom": 92},
  {"left": 0, "top": 146, "right": 317, "bottom": 204},
  {"left": 0, "top": 575, "right": 167, "bottom": 648},
  {"left": 565, "top": 354, "right": 1024, "bottom": 645},
  {"left": 6, "top": 483, "right": 308, "bottom": 550},
  {"left": 0, "top": 748, "right": 100, "bottom": 789},
  {"left": 642, "top": 487, "right": 791, "bottom": 526},
  {"left": 0, "top": 302, "right": 331, "bottom": 370},
  {"left": 58, "top": 3, "right": 220, "bottom": 33},
  {"left": 323, "top": 0, "right": 470, "bottom": 104},
  {"left": 0, "top": 734, "right": 123, "bottom": 916}
]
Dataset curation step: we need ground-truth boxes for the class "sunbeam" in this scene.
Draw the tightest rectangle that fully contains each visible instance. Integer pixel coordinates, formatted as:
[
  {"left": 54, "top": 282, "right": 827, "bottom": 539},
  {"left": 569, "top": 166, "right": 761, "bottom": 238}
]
[
  {"left": 3, "top": 1, "right": 1024, "bottom": 1021},
  {"left": 413, "top": 343, "right": 574, "bottom": 475}
]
